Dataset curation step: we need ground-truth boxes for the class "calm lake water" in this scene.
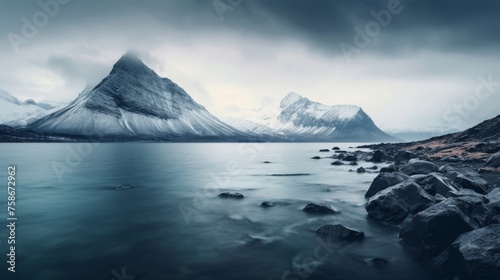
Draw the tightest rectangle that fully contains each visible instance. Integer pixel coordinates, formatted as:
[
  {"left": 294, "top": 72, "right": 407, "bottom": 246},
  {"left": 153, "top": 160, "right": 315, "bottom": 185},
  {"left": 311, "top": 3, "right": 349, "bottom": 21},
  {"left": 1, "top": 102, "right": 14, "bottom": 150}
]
[{"left": 0, "top": 143, "right": 443, "bottom": 280}]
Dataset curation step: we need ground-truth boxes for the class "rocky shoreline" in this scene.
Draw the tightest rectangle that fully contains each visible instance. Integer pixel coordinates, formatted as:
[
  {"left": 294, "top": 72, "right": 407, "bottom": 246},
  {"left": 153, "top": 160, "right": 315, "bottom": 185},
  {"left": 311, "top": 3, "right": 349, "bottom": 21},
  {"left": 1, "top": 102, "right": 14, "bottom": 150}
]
[
  {"left": 217, "top": 142, "right": 499, "bottom": 279},
  {"left": 355, "top": 144, "right": 500, "bottom": 279}
]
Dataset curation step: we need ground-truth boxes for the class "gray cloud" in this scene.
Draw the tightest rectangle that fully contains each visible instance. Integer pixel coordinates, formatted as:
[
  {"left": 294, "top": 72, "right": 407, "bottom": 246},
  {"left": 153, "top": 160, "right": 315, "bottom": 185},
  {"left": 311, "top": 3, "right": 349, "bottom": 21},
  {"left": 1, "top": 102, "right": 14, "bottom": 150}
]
[{"left": 0, "top": 0, "right": 498, "bottom": 131}]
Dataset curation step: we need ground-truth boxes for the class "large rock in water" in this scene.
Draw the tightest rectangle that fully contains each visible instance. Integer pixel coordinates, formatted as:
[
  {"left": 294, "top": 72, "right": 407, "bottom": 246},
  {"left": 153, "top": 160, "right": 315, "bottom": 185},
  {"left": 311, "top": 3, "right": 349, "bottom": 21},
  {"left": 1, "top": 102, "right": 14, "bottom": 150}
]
[
  {"left": 366, "top": 180, "right": 435, "bottom": 223},
  {"left": 413, "top": 173, "right": 460, "bottom": 197},
  {"left": 364, "top": 172, "right": 410, "bottom": 198},
  {"left": 303, "top": 202, "right": 339, "bottom": 214},
  {"left": 315, "top": 224, "right": 365, "bottom": 241},
  {"left": 399, "top": 196, "right": 495, "bottom": 258},
  {"left": 218, "top": 192, "right": 244, "bottom": 199},
  {"left": 399, "top": 160, "right": 439, "bottom": 176},
  {"left": 370, "top": 150, "right": 386, "bottom": 162},
  {"left": 445, "top": 168, "right": 491, "bottom": 194},
  {"left": 485, "top": 152, "right": 500, "bottom": 168},
  {"left": 435, "top": 225, "right": 500, "bottom": 280}
]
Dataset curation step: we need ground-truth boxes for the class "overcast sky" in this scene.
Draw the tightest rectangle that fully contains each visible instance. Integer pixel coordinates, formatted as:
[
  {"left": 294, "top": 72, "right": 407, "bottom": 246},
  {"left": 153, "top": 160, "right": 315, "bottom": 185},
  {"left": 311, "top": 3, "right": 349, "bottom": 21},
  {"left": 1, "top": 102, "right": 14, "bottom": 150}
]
[{"left": 1, "top": 0, "right": 499, "bottom": 132}]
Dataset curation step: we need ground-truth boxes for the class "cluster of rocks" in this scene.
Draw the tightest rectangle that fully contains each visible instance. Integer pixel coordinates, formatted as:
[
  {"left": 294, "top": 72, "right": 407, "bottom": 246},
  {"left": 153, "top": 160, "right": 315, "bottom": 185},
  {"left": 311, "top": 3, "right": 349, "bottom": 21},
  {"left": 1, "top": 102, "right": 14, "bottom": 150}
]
[
  {"left": 314, "top": 147, "right": 390, "bottom": 174},
  {"left": 364, "top": 157, "right": 500, "bottom": 279}
]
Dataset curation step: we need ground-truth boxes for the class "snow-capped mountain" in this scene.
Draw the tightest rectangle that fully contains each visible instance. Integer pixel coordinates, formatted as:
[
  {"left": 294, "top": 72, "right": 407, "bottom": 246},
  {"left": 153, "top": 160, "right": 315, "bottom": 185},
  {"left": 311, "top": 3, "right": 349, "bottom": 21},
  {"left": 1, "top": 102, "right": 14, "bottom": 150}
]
[
  {"left": 28, "top": 52, "right": 248, "bottom": 141},
  {"left": 220, "top": 117, "right": 283, "bottom": 138},
  {"left": 0, "top": 88, "right": 62, "bottom": 127},
  {"left": 228, "top": 92, "right": 398, "bottom": 142}
]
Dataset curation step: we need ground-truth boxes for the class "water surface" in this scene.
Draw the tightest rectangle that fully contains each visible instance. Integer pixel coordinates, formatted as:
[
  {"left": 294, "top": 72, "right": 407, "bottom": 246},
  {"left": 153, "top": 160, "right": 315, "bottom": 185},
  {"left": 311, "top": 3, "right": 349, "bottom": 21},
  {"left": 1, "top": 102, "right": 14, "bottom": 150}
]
[{"left": 0, "top": 143, "right": 442, "bottom": 280}]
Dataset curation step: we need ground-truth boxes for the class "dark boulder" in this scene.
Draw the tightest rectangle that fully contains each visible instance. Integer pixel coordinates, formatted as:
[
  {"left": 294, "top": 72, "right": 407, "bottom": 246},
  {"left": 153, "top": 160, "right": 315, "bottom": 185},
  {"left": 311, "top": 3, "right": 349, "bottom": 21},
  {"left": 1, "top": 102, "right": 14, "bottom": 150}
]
[
  {"left": 485, "top": 152, "right": 500, "bottom": 168},
  {"left": 487, "top": 188, "right": 500, "bottom": 203},
  {"left": 380, "top": 164, "right": 397, "bottom": 173},
  {"left": 366, "top": 180, "right": 435, "bottom": 223},
  {"left": 395, "top": 150, "right": 418, "bottom": 164},
  {"left": 349, "top": 161, "right": 358, "bottom": 166},
  {"left": 434, "top": 194, "right": 446, "bottom": 203},
  {"left": 414, "top": 173, "right": 460, "bottom": 197},
  {"left": 438, "top": 163, "right": 459, "bottom": 173},
  {"left": 332, "top": 147, "right": 340, "bottom": 150},
  {"left": 415, "top": 146, "right": 425, "bottom": 151},
  {"left": 334, "top": 150, "right": 348, "bottom": 154},
  {"left": 371, "top": 150, "right": 386, "bottom": 162},
  {"left": 342, "top": 154, "right": 357, "bottom": 162},
  {"left": 218, "top": 192, "right": 244, "bottom": 199},
  {"left": 357, "top": 167, "right": 366, "bottom": 173},
  {"left": 435, "top": 225, "right": 500, "bottom": 280},
  {"left": 319, "top": 149, "right": 330, "bottom": 152},
  {"left": 263, "top": 161, "right": 272, "bottom": 164},
  {"left": 400, "top": 196, "right": 495, "bottom": 258},
  {"left": 366, "top": 166, "right": 378, "bottom": 170},
  {"left": 331, "top": 160, "right": 344, "bottom": 166},
  {"left": 303, "top": 202, "right": 339, "bottom": 214},
  {"left": 399, "top": 160, "right": 439, "bottom": 176},
  {"left": 311, "top": 156, "right": 321, "bottom": 160},
  {"left": 315, "top": 224, "right": 365, "bottom": 241},
  {"left": 490, "top": 215, "right": 500, "bottom": 225},
  {"left": 365, "top": 172, "right": 410, "bottom": 198},
  {"left": 445, "top": 168, "right": 491, "bottom": 194}
]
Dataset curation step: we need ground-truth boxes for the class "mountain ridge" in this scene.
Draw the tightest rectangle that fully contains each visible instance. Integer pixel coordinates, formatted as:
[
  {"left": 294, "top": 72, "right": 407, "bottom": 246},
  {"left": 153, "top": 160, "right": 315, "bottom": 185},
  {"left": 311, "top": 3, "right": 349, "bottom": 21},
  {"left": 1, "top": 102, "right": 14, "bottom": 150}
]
[{"left": 228, "top": 92, "right": 398, "bottom": 142}]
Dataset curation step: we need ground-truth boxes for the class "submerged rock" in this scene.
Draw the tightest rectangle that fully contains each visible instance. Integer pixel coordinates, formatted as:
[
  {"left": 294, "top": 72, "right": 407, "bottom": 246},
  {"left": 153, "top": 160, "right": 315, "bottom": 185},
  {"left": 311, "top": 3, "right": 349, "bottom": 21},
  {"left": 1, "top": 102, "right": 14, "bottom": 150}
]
[
  {"left": 218, "top": 192, "right": 244, "bottom": 199},
  {"left": 349, "top": 161, "right": 358, "bottom": 166},
  {"left": 319, "top": 149, "right": 330, "bottom": 152},
  {"left": 399, "top": 160, "right": 439, "bottom": 176},
  {"left": 331, "top": 160, "right": 344, "bottom": 166},
  {"left": 435, "top": 225, "right": 500, "bottom": 280},
  {"left": 263, "top": 161, "right": 272, "bottom": 164},
  {"left": 311, "top": 156, "right": 321, "bottom": 160},
  {"left": 260, "top": 201, "right": 290, "bottom": 208},
  {"left": 366, "top": 180, "right": 435, "bottom": 223},
  {"left": 364, "top": 172, "right": 410, "bottom": 198},
  {"left": 315, "top": 224, "right": 364, "bottom": 241},
  {"left": 113, "top": 184, "right": 135, "bottom": 190},
  {"left": 366, "top": 258, "right": 389, "bottom": 268},
  {"left": 303, "top": 202, "right": 339, "bottom": 214},
  {"left": 371, "top": 150, "right": 386, "bottom": 162},
  {"left": 399, "top": 196, "right": 494, "bottom": 258},
  {"left": 342, "top": 154, "right": 357, "bottom": 162},
  {"left": 357, "top": 167, "right": 366, "bottom": 173}
]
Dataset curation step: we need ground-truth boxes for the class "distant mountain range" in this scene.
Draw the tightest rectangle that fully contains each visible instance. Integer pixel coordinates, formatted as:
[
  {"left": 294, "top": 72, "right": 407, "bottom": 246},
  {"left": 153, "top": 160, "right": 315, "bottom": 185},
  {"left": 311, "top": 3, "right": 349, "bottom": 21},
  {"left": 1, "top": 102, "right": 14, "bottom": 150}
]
[
  {"left": 0, "top": 52, "right": 398, "bottom": 142},
  {"left": 0, "top": 88, "right": 64, "bottom": 127},
  {"left": 225, "top": 92, "right": 398, "bottom": 142}
]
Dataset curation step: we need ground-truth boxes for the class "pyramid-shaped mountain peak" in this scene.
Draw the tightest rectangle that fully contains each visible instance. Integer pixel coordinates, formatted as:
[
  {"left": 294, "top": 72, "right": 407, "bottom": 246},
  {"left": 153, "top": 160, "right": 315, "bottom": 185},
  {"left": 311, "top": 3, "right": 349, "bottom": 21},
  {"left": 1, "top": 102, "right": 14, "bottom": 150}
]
[{"left": 110, "top": 52, "right": 154, "bottom": 76}]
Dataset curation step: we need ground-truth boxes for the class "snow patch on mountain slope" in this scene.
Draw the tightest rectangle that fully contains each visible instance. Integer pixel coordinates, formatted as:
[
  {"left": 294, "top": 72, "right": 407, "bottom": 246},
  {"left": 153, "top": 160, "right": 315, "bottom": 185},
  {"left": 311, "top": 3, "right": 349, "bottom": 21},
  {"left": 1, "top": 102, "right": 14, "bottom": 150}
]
[{"left": 221, "top": 117, "right": 282, "bottom": 136}]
